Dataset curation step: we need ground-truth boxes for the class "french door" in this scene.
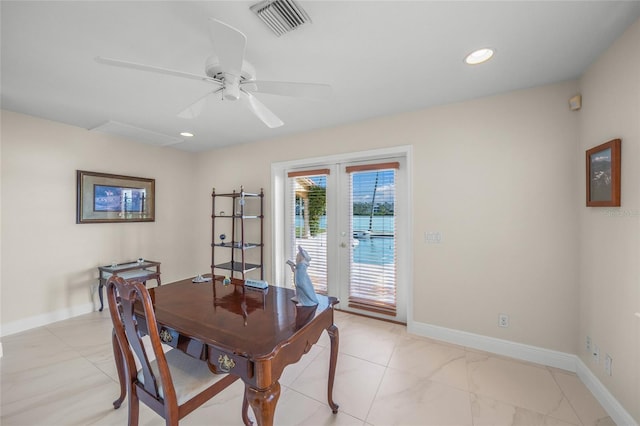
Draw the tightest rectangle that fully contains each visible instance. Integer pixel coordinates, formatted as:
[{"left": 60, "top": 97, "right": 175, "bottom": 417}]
[{"left": 281, "top": 155, "right": 407, "bottom": 323}]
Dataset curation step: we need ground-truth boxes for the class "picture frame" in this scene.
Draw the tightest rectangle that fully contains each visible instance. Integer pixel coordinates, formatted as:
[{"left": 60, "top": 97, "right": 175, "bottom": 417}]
[
  {"left": 76, "top": 170, "right": 155, "bottom": 223},
  {"left": 586, "top": 138, "right": 621, "bottom": 207}
]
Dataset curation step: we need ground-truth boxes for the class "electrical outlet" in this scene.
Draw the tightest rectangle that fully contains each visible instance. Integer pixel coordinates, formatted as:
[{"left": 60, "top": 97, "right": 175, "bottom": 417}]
[
  {"left": 586, "top": 336, "right": 591, "bottom": 352},
  {"left": 593, "top": 344, "right": 600, "bottom": 364},
  {"left": 498, "top": 314, "right": 509, "bottom": 328},
  {"left": 604, "top": 354, "right": 612, "bottom": 376}
]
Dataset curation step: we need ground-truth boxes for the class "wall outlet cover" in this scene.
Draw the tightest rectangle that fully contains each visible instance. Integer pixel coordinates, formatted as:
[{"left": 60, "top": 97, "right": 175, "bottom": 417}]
[
  {"left": 425, "top": 231, "right": 442, "bottom": 244},
  {"left": 498, "top": 314, "right": 509, "bottom": 328}
]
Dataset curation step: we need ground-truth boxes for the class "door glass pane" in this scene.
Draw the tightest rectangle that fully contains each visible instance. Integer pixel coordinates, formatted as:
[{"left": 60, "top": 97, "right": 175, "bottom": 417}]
[
  {"left": 348, "top": 168, "right": 397, "bottom": 315},
  {"left": 289, "top": 173, "right": 328, "bottom": 294}
]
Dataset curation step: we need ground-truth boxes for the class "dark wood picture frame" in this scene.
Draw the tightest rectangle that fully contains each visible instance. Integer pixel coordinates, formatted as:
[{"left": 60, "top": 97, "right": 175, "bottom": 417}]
[
  {"left": 586, "top": 139, "right": 621, "bottom": 207},
  {"left": 76, "top": 170, "right": 155, "bottom": 223}
]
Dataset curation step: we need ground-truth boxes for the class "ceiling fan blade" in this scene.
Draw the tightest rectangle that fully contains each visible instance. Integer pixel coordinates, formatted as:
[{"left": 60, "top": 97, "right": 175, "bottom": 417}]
[
  {"left": 178, "top": 89, "right": 221, "bottom": 119},
  {"left": 208, "top": 18, "right": 246, "bottom": 76},
  {"left": 95, "top": 56, "right": 220, "bottom": 84},
  {"left": 243, "top": 80, "right": 332, "bottom": 99},
  {"left": 242, "top": 91, "right": 283, "bottom": 128}
]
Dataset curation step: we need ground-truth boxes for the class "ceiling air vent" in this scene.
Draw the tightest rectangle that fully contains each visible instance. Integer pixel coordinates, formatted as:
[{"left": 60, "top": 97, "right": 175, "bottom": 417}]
[{"left": 250, "top": 0, "right": 311, "bottom": 36}]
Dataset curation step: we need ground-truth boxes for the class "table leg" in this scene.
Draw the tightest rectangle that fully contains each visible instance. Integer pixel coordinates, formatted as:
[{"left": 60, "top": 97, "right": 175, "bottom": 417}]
[
  {"left": 245, "top": 382, "right": 280, "bottom": 426},
  {"left": 98, "top": 281, "right": 105, "bottom": 311},
  {"left": 327, "top": 324, "right": 340, "bottom": 413},
  {"left": 111, "top": 329, "right": 126, "bottom": 409}
]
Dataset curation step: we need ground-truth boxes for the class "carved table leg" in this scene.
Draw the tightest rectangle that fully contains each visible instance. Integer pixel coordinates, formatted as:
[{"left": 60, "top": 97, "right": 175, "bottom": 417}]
[
  {"left": 245, "top": 382, "right": 281, "bottom": 426},
  {"left": 98, "top": 281, "right": 105, "bottom": 311},
  {"left": 111, "top": 329, "right": 126, "bottom": 409},
  {"left": 327, "top": 324, "right": 340, "bottom": 413}
]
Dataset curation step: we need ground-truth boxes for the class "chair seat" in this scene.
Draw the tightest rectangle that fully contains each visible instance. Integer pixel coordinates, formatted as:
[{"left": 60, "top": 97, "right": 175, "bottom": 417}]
[{"left": 138, "top": 349, "right": 226, "bottom": 405}]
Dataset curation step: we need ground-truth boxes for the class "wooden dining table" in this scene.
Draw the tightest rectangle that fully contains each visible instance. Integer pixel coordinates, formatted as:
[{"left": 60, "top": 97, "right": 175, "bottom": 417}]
[{"left": 111, "top": 275, "right": 340, "bottom": 426}]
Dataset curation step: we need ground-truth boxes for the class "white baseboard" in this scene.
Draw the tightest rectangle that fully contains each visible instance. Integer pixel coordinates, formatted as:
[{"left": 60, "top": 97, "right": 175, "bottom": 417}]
[
  {"left": 408, "top": 320, "right": 637, "bottom": 425},
  {"left": 408, "top": 320, "right": 577, "bottom": 371},
  {"left": 1, "top": 302, "right": 95, "bottom": 337},
  {"left": 576, "top": 358, "right": 638, "bottom": 426}
]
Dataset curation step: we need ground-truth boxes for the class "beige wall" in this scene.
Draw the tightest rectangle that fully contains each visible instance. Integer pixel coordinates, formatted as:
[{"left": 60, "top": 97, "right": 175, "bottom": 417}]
[
  {"left": 192, "top": 80, "right": 581, "bottom": 354},
  {"left": 0, "top": 111, "right": 198, "bottom": 330},
  {"left": 412, "top": 85, "right": 580, "bottom": 352},
  {"left": 578, "top": 18, "right": 640, "bottom": 421}
]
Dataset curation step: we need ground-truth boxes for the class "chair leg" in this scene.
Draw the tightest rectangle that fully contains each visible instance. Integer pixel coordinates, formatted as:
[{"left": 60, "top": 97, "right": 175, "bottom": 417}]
[
  {"left": 112, "top": 330, "right": 126, "bottom": 409},
  {"left": 128, "top": 390, "right": 139, "bottom": 426}
]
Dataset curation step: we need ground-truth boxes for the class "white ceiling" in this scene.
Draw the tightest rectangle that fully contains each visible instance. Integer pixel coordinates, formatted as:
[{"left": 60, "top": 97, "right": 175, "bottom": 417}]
[{"left": 2, "top": 1, "right": 639, "bottom": 152}]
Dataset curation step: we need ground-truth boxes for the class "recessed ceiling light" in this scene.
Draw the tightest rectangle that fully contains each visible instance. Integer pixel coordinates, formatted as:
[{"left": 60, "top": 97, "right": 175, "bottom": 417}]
[
  {"left": 465, "top": 48, "right": 495, "bottom": 65},
  {"left": 180, "top": 132, "right": 194, "bottom": 137}
]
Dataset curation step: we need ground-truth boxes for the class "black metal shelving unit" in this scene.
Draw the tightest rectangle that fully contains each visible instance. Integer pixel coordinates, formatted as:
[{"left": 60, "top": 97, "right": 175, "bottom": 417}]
[{"left": 211, "top": 186, "right": 264, "bottom": 280}]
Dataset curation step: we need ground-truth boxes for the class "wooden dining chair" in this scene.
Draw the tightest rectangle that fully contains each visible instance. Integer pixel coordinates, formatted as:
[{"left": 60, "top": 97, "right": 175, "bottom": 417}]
[{"left": 106, "top": 275, "right": 251, "bottom": 426}]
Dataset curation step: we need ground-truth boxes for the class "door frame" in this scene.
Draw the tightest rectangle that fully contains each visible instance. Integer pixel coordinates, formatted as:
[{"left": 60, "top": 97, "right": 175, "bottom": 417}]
[{"left": 271, "top": 145, "right": 413, "bottom": 323}]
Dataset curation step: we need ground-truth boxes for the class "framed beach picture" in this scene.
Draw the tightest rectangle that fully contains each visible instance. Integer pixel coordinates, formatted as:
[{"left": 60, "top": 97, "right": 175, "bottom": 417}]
[
  {"left": 586, "top": 139, "right": 621, "bottom": 207},
  {"left": 76, "top": 170, "right": 155, "bottom": 223}
]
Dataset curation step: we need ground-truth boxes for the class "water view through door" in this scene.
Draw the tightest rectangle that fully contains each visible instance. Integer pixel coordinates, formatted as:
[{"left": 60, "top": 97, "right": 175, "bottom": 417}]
[
  {"left": 286, "top": 158, "right": 405, "bottom": 322},
  {"left": 344, "top": 163, "right": 398, "bottom": 317}
]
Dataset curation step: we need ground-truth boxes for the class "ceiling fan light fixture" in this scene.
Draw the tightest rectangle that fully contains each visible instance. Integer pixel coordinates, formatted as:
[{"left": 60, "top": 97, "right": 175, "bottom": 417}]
[
  {"left": 465, "top": 48, "right": 495, "bottom": 65},
  {"left": 223, "top": 73, "right": 241, "bottom": 101},
  {"left": 250, "top": 0, "right": 311, "bottom": 36}
]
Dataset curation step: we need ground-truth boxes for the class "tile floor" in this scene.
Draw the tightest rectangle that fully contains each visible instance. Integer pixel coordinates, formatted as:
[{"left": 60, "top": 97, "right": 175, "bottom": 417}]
[{"left": 0, "top": 309, "right": 614, "bottom": 426}]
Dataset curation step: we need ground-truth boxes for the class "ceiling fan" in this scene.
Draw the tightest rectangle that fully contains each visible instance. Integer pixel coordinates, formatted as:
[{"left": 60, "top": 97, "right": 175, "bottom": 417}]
[{"left": 96, "top": 18, "right": 331, "bottom": 128}]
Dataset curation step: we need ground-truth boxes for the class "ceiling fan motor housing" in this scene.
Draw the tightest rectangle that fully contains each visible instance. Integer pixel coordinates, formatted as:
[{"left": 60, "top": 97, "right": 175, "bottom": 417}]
[{"left": 205, "top": 55, "right": 256, "bottom": 100}]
